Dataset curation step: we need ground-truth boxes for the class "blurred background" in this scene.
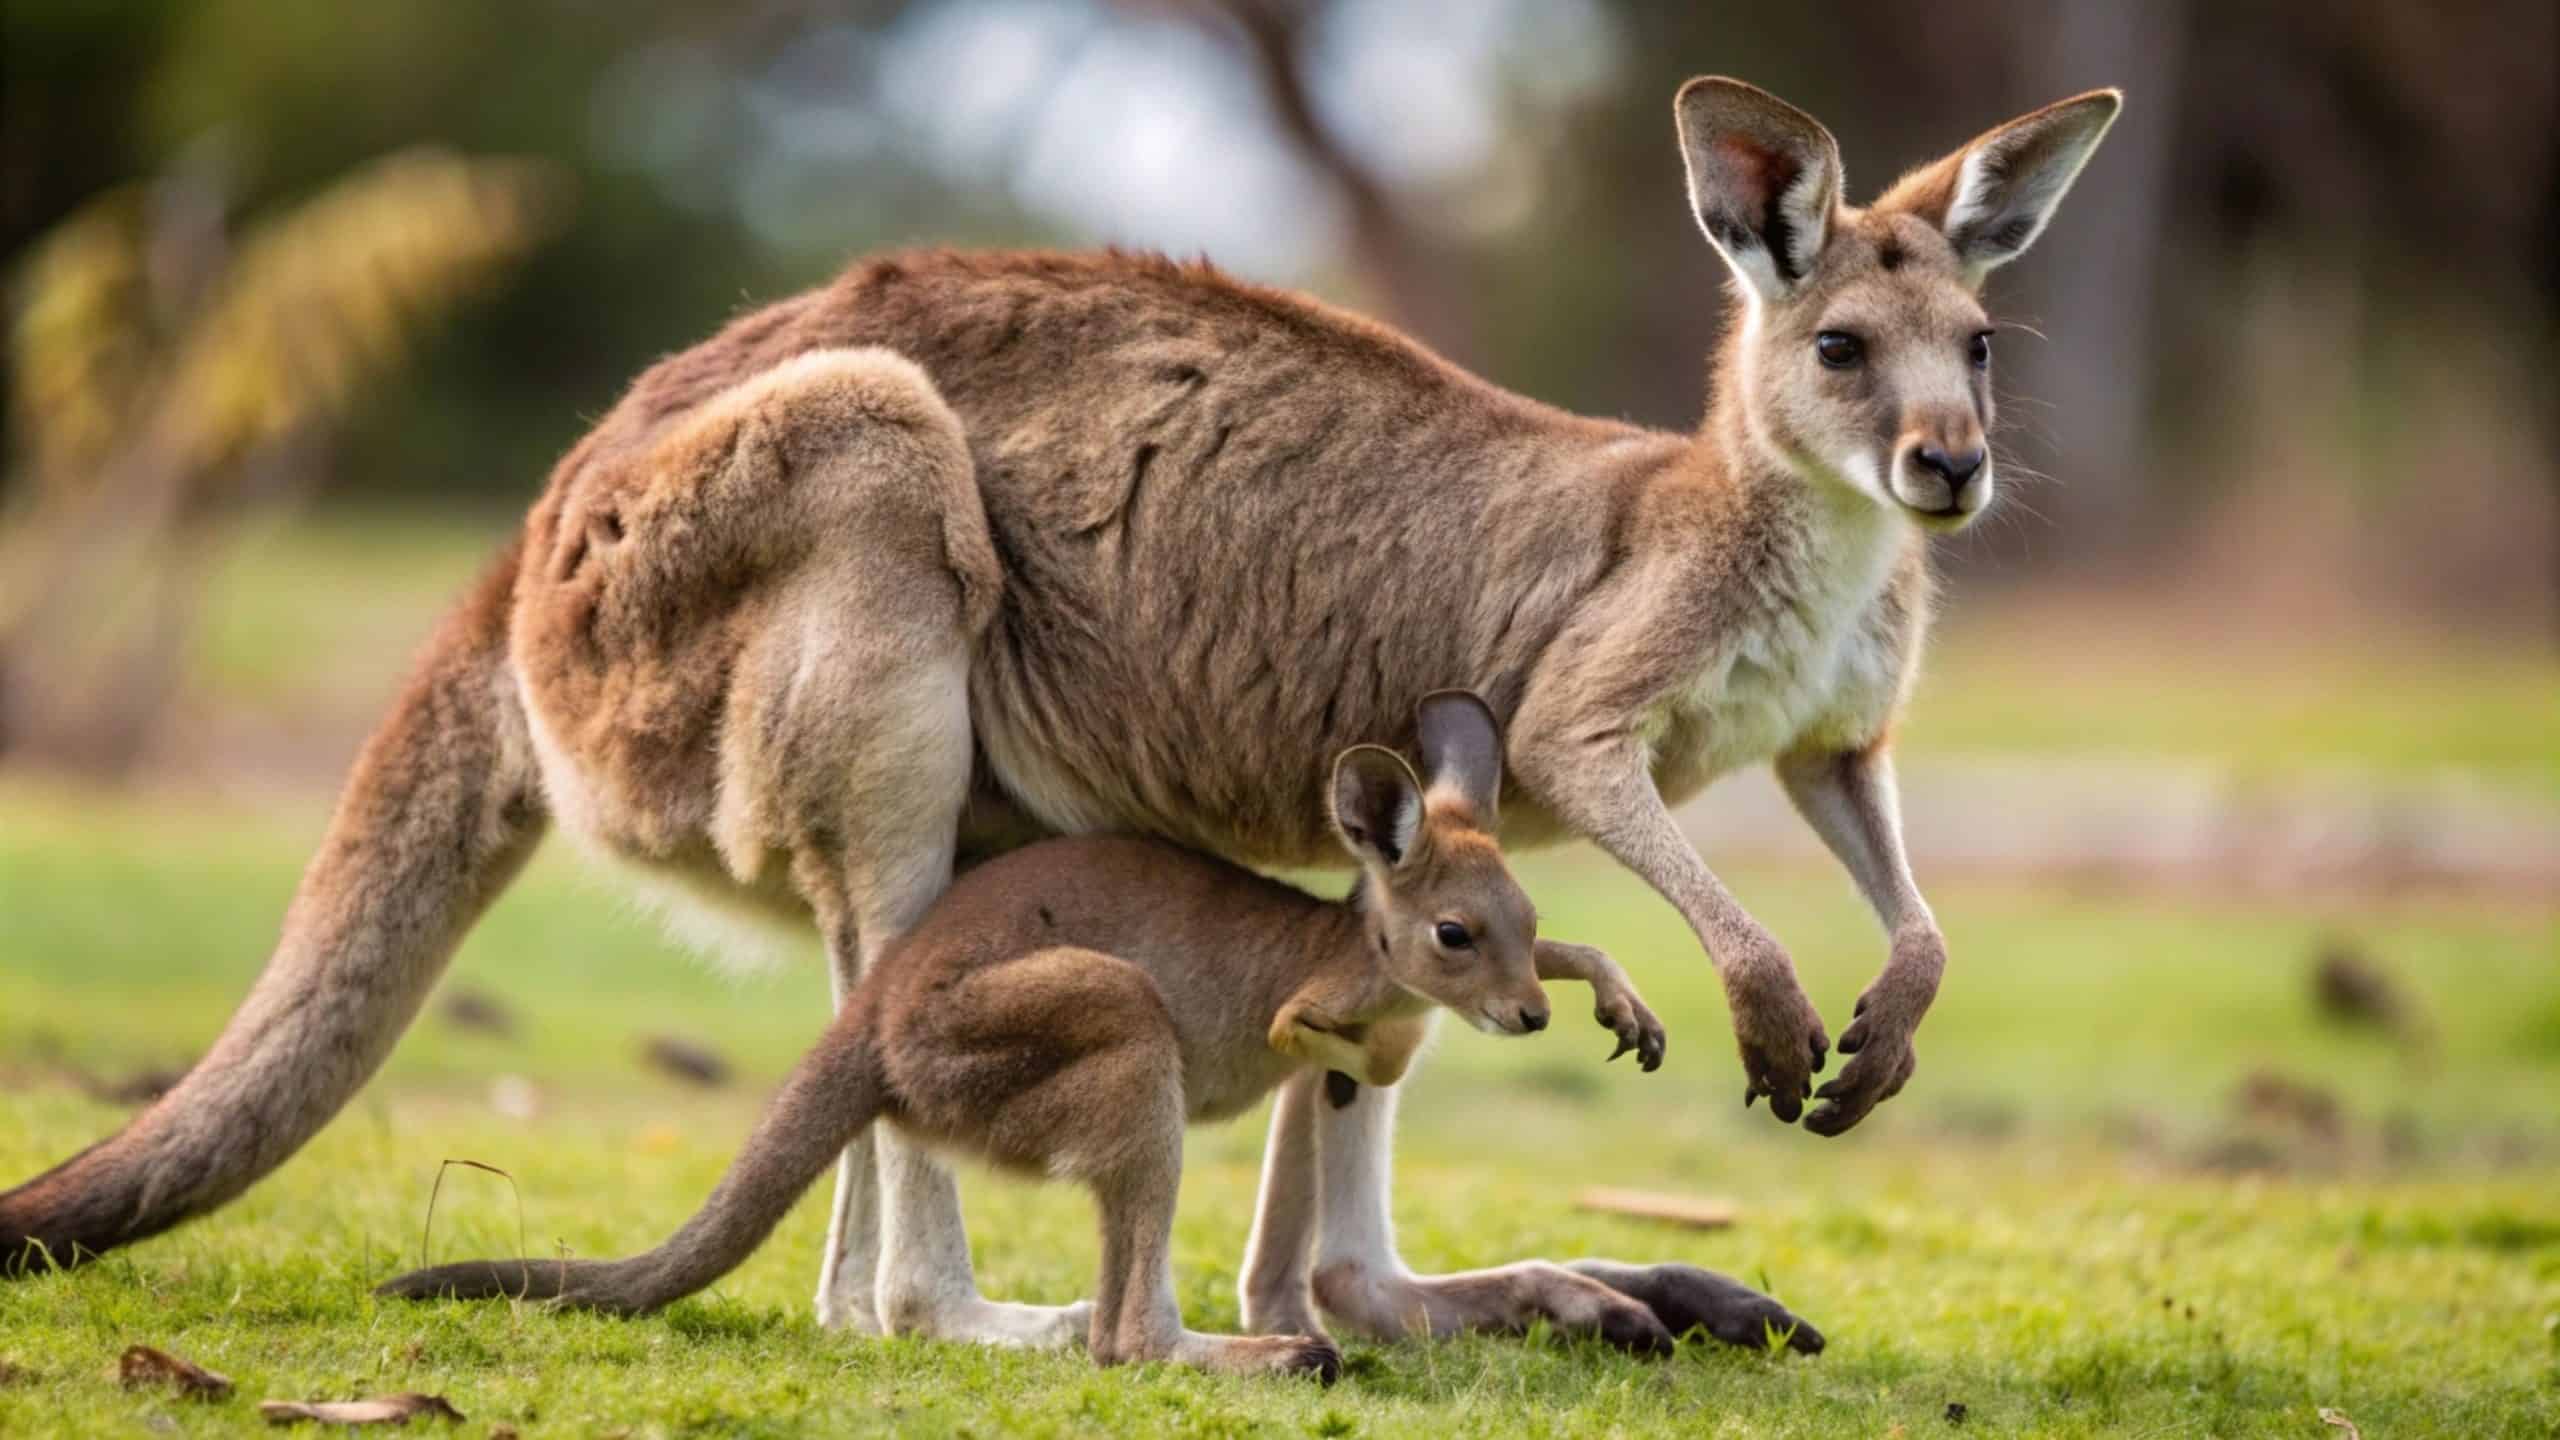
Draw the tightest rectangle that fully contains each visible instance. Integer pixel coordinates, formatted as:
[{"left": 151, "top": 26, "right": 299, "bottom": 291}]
[{"left": 1, "top": 0, "right": 2553, "bottom": 1188}]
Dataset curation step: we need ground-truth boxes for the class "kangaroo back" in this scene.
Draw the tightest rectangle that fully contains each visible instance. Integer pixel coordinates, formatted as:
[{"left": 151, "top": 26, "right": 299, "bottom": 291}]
[
  {"left": 2, "top": 547, "right": 543, "bottom": 1271},
  {"left": 375, "top": 996, "right": 887, "bottom": 1312}
]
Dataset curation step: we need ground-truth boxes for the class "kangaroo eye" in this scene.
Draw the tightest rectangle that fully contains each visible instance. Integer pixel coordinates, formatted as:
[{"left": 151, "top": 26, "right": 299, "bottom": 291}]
[
  {"left": 1434, "top": 921, "right": 1474, "bottom": 950},
  {"left": 1815, "top": 331, "right": 1864, "bottom": 369},
  {"left": 1968, "top": 332, "right": 1992, "bottom": 369}
]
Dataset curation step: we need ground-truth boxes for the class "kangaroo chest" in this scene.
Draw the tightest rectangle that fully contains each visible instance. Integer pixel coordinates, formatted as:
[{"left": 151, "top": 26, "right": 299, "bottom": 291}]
[{"left": 1644, "top": 513, "right": 1912, "bottom": 797}]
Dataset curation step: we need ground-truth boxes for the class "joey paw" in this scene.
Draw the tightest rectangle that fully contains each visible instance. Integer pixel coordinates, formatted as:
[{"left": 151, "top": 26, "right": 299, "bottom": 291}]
[{"left": 1594, "top": 988, "right": 1667, "bottom": 1072}]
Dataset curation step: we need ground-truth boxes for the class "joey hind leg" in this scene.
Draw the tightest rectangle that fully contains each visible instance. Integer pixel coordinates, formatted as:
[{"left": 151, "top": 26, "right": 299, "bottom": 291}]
[
  {"left": 1092, "top": 1163, "right": 1339, "bottom": 1382},
  {"left": 1071, "top": 1027, "right": 1337, "bottom": 1381}
]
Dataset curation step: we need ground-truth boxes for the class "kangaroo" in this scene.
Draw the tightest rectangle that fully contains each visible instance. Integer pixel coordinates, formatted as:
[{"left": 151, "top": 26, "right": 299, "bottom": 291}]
[
  {"left": 371, "top": 695, "right": 1765, "bottom": 1377},
  {"left": 3, "top": 77, "right": 2119, "bottom": 1353}
]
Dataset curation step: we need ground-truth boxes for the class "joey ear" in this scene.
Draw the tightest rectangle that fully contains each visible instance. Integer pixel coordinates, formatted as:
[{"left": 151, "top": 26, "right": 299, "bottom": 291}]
[
  {"left": 1330, "top": 745, "right": 1425, "bottom": 869},
  {"left": 1415, "top": 689, "right": 1502, "bottom": 826},
  {"left": 1673, "top": 76, "right": 1843, "bottom": 302},
  {"left": 1878, "top": 89, "right": 2122, "bottom": 283}
]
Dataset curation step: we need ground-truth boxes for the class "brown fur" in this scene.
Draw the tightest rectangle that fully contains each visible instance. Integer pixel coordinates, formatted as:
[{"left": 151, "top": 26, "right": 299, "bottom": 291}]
[
  {"left": 4, "top": 80, "right": 2122, "bottom": 1312},
  {"left": 374, "top": 708, "right": 1665, "bottom": 1377}
]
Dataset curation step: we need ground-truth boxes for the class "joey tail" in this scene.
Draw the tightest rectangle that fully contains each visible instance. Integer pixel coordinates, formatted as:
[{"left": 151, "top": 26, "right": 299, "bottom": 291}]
[
  {"left": 375, "top": 1004, "right": 887, "bottom": 1313},
  {"left": 2, "top": 546, "right": 544, "bottom": 1274}
]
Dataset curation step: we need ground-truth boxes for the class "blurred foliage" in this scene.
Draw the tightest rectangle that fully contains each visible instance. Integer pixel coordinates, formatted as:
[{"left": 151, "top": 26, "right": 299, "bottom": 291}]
[
  {"left": 10, "top": 149, "right": 564, "bottom": 491},
  {"left": 0, "top": 148, "right": 563, "bottom": 773},
  {"left": 8, "top": 188, "right": 152, "bottom": 490},
  {"left": 154, "top": 149, "right": 562, "bottom": 473}
]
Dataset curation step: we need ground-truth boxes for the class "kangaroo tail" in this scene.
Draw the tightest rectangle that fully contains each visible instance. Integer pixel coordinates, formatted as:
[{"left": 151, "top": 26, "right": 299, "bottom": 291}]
[
  {"left": 2, "top": 545, "right": 544, "bottom": 1274},
  {"left": 375, "top": 1004, "right": 887, "bottom": 1315}
]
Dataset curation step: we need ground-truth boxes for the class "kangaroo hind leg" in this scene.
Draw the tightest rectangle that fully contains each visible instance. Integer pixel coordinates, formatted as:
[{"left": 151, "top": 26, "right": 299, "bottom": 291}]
[
  {"left": 953, "top": 953, "right": 1340, "bottom": 1383},
  {"left": 653, "top": 348, "right": 1079, "bottom": 1347}
]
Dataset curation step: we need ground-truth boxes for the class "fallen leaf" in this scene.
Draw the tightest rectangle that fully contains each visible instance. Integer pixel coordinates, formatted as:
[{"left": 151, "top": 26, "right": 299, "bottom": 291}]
[
  {"left": 1572, "top": 1186, "right": 1738, "bottom": 1230},
  {"left": 640, "top": 1034, "right": 731, "bottom": 1088},
  {"left": 2317, "top": 1407, "right": 2362, "bottom": 1439},
  {"left": 1942, "top": 1400, "right": 1968, "bottom": 1425},
  {"left": 118, "top": 1344, "right": 233, "bottom": 1400},
  {"left": 487, "top": 1426, "right": 519, "bottom": 1440},
  {"left": 258, "top": 1393, "right": 465, "bottom": 1426}
]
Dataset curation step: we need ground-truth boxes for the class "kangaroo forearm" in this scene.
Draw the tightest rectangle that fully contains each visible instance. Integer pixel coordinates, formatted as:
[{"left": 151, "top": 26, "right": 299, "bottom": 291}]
[
  {"left": 1532, "top": 938, "right": 1612, "bottom": 984},
  {"left": 1511, "top": 693, "right": 1825, "bottom": 1113},
  {"left": 1777, "top": 744, "right": 1945, "bottom": 1017},
  {"left": 1520, "top": 748, "right": 1778, "bottom": 978},
  {"left": 1776, "top": 745, "right": 1933, "bottom": 939}
]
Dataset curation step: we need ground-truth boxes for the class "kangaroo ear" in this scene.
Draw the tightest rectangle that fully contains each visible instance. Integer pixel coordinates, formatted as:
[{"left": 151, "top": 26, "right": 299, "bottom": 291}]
[
  {"left": 1674, "top": 76, "right": 1843, "bottom": 303},
  {"left": 1330, "top": 745, "right": 1425, "bottom": 870},
  {"left": 1877, "top": 89, "right": 2122, "bottom": 284},
  {"left": 1415, "top": 689, "right": 1502, "bottom": 826}
]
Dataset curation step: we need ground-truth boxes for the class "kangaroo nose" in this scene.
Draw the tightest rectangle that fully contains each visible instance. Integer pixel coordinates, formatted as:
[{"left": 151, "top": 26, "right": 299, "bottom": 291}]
[
  {"left": 1518, "top": 1005, "right": 1549, "bottom": 1033},
  {"left": 1913, "top": 445, "right": 1986, "bottom": 489}
]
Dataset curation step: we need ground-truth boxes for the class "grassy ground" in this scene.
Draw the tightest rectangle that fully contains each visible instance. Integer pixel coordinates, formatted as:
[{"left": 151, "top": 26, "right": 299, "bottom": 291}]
[{"left": 3, "top": 780, "right": 2555, "bottom": 1437}]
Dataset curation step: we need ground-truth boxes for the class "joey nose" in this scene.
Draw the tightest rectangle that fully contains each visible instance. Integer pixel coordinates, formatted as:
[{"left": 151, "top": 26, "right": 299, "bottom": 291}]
[
  {"left": 1913, "top": 445, "right": 1986, "bottom": 490},
  {"left": 1519, "top": 1005, "right": 1550, "bottom": 1034}
]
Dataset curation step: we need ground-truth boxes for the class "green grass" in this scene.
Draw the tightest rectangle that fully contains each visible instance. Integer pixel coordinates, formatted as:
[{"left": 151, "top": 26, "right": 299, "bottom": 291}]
[
  {"left": 3, "top": 781, "right": 2555, "bottom": 1436},
  {"left": 1910, "top": 610, "right": 2560, "bottom": 797}
]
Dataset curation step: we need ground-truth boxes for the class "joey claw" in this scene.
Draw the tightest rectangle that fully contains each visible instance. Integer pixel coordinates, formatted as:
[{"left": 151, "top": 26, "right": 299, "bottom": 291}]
[{"left": 1591, "top": 987, "right": 1666, "bottom": 1073}]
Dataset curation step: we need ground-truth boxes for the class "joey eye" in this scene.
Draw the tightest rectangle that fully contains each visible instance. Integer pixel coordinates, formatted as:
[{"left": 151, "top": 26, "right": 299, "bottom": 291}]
[
  {"left": 1433, "top": 921, "right": 1474, "bottom": 950},
  {"left": 1968, "top": 331, "right": 1992, "bottom": 369},
  {"left": 1815, "top": 331, "right": 1864, "bottom": 369}
]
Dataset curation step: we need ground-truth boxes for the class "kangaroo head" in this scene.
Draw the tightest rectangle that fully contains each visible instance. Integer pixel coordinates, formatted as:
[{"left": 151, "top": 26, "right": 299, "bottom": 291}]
[
  {"left": 1675, "top": 77, "right": 2121, "bottom": 530},
  {"left": 1327, "top": 691, "right": 1549, "bottom": 1036}
]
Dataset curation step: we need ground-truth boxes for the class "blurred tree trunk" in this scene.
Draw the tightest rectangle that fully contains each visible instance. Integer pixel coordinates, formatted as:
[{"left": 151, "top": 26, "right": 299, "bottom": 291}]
[
  {"left": 2005, "top": 0, "right": 2186, "bottom": 569},
  {"left": 1134, "top": 0, "right": 1479, "bottom": 365}
]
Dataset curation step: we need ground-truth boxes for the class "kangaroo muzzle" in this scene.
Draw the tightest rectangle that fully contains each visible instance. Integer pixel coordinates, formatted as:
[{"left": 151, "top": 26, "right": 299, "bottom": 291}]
[{"left": 1890, "top": 421, "right": 1991, "bottom": 524}]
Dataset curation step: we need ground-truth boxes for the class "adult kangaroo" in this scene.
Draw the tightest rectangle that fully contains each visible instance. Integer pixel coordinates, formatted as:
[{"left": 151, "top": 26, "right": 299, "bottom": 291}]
[{"left": 2, "top": 77, "right": 2120, "bottom": 1348}]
